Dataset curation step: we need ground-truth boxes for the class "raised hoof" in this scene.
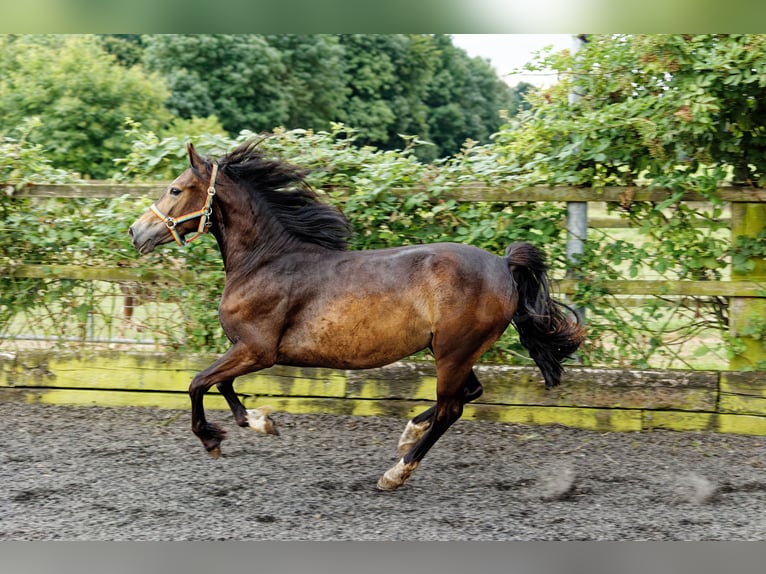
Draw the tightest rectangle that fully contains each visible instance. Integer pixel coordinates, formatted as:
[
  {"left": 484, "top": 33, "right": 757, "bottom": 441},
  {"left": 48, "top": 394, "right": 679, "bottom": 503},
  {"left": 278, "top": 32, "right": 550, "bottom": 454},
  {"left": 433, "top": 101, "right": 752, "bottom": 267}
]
[
  {"left": 397, "top": 420, "right": 430, "bottom": 457},
  {"left": 246, "top": 407, "right": 279, "bottom": 436},
  {"left": 376, "top": 459, "right": 419, "bottom": 491}
]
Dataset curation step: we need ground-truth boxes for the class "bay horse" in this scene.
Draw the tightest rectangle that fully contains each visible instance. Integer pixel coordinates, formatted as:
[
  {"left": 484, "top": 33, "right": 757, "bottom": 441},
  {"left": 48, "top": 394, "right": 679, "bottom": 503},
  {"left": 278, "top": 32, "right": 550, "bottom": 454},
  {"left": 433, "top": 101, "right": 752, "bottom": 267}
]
[{"left": 128, "top": 141, "right": 584, "bottom": 490}]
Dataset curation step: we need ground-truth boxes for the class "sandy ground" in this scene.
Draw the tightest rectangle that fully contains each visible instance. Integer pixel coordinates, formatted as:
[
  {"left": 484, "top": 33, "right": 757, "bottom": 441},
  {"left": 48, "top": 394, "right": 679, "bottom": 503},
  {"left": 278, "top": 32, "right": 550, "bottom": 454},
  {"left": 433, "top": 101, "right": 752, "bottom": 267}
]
[{"left": 1, "top": 402, "right": 765, "bottom": 540}]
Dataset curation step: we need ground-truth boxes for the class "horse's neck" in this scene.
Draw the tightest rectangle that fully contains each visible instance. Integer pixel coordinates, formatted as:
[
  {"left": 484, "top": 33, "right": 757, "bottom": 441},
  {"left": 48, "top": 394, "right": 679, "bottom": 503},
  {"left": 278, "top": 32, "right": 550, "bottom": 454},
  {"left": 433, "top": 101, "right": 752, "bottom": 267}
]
[{"left": 210, "top": 198, "right": 292, "bottom": 275}]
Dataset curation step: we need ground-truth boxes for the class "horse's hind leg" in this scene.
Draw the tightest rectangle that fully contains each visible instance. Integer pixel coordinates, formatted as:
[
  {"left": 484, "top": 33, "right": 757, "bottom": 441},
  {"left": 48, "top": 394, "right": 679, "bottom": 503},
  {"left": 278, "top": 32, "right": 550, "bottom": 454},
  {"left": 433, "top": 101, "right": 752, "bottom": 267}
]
[
  {"left": 378, "top": 360, "right": 477, "bottom": 490},
  {"left": 396, "top": 371, "right": 483, "bottom": 456},
  {"left": 217, "top": 380, "right": 279, "bottom": 435}
]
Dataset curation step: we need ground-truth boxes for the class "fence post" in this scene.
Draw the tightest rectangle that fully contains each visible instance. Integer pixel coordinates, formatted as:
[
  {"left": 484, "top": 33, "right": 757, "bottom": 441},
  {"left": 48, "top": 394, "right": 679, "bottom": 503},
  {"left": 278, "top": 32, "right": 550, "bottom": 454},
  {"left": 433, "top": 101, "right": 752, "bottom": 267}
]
[
  {"left": 566, "top": 34, "right": 588, "bottom": 325},
  {"left": 729, "top": 202, "right": 766, "bottom": 370}
]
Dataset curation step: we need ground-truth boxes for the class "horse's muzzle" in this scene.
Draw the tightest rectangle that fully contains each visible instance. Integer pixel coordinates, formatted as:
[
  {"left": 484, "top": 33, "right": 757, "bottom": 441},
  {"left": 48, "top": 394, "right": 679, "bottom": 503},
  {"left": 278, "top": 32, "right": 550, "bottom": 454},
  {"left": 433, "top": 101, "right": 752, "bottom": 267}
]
[{"left": 128, "top": 218, "right": 160, "bottom": 255}]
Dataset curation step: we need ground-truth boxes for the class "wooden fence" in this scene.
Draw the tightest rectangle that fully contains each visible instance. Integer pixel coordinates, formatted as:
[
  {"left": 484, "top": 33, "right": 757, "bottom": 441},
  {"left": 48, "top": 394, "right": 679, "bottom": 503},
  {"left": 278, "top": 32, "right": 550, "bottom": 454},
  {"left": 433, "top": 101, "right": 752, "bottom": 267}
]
[
  {"left": 1, "top": 182, "right": 765, "bottom": 434},
  {"left": 1, "top": 350, "right": 766, "bottom": 435}
]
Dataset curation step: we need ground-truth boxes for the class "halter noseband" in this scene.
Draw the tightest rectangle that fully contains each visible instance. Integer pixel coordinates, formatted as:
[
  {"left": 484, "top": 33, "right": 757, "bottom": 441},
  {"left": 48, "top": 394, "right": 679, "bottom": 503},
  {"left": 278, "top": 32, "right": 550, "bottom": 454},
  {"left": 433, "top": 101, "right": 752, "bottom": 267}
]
[{"left": 150, "top": 163, "right": 219, "bottom": 247}]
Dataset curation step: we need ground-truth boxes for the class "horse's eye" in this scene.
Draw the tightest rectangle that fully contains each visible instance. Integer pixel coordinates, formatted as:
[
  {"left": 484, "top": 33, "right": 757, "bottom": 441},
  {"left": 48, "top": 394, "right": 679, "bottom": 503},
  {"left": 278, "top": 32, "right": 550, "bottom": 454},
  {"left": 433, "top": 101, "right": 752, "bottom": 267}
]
[{"left": 169, "top": 187, "right": 183, "bottom": 197}]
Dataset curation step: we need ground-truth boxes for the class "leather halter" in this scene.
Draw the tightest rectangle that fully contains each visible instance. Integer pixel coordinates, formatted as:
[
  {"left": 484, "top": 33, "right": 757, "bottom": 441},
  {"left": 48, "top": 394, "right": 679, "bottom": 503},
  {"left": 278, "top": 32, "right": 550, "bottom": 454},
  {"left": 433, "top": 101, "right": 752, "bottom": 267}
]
[{"left": 150, "top": 163, "right": 219, "bottom": 247}]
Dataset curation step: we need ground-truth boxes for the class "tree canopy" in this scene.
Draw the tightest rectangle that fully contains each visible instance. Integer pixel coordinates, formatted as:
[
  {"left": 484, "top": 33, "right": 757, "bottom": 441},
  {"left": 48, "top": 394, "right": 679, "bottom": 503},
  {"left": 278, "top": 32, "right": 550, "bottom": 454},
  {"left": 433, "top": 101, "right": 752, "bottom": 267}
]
[
  {"left": 0, "top": 35, "right": 171, "bottom": 178},
  {"left": 0, "top": 34, "right": 523, "bottom": 175},
  {"left": 138, "top": 34, "right": 519, "bottom": 160}
]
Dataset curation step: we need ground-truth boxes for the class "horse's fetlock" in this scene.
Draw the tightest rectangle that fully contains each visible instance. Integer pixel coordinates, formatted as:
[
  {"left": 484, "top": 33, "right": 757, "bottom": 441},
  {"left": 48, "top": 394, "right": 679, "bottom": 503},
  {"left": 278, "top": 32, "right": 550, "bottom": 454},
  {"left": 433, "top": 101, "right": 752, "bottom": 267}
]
[{"left": 246, "top": 407, "right": 280, "bottom": 435}]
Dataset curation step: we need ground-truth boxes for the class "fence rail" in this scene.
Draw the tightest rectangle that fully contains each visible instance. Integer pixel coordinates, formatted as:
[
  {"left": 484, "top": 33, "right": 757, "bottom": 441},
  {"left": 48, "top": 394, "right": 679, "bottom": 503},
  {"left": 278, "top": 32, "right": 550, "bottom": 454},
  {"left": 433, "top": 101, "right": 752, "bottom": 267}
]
[
  {"left": 2, "top": 263, "right": 765, "bottom": 298},
  {"left": 11, "top": 181, "right": 766, "bottom": 202},
  {"left": 1, "top": 352, "right": 765, "bottom": 435}
]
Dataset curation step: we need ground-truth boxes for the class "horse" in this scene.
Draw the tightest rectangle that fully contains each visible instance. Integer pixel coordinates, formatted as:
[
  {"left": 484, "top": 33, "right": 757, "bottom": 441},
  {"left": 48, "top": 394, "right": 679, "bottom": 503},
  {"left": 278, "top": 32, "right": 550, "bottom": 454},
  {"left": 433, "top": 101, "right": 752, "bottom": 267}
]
[{"left": 128, "top": 141, "right": 584, "bottom": 490}]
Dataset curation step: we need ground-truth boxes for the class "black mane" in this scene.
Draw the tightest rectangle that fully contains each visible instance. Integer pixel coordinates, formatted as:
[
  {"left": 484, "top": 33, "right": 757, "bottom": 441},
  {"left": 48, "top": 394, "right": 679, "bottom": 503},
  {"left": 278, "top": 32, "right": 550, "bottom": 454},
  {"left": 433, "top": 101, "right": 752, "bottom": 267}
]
[{"left": 212, "top": 140, "right": 352, "bottom": 251}]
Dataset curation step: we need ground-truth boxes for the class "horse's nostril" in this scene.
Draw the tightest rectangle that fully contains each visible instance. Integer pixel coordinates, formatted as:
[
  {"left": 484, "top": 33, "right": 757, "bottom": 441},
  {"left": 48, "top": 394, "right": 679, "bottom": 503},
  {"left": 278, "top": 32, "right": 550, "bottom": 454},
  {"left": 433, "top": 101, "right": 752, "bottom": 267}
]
[{"left": 128, "top": 226, "right": 135, "bottom": 238}]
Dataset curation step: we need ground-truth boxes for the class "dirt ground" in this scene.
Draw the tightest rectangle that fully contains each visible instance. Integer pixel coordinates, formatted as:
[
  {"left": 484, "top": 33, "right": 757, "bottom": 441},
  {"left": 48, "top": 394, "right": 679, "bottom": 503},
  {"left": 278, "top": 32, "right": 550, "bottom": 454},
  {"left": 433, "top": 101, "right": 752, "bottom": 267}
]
[{"left": 1, "top": 402, "right": 765, "bottom": 540}]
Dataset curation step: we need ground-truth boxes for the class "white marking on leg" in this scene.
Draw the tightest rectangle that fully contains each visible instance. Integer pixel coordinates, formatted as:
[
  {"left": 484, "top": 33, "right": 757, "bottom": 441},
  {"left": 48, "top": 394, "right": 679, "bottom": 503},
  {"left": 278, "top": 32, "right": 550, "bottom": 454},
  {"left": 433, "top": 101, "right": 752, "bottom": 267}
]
[
  {"left": 376, "top": 458, "right": 419, "bottom": 491},
  {"left": 246, "top": 406, "right": 279, "bottom": 435},
  {"left": 397, "top": 419, "right": 430, "bottom": 456}
]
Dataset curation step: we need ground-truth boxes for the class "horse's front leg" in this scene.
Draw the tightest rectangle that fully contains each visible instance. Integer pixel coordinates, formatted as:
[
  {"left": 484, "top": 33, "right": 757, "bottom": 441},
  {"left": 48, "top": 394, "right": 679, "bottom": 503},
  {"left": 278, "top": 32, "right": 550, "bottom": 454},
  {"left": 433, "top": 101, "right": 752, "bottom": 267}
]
[{"left": 189, "top": 342, "right": 272, "bottom": 457}]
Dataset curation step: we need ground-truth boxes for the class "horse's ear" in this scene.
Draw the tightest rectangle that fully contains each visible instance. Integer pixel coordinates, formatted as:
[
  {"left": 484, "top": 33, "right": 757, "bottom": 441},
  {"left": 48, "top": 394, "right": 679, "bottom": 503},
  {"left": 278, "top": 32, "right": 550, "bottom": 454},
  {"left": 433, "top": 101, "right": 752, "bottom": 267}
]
[{"left": 187, "top": 142, "right": 203, "bottom": 171}]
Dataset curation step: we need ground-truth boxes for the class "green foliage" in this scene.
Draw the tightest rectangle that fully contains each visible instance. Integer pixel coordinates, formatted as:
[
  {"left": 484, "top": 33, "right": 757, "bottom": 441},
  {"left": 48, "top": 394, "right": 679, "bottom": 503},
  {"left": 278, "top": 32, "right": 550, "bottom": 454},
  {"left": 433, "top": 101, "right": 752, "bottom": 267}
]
[
  {"left": 113, "top": 118, "right": 230, "bottom": 182},
  {"left": 0, "top": 120, "right": 78, "bottom": 190},
  {"left": 3, "top": 125, "right": 567, "bottom": 358},
  {"left": 142, "top": 35, "right": 289, "bottom": 136},
  {"left": 335, "top": 34, "right": 436, "bottom": 157},
  {"left": 0, "top": 35, "right": 172, "bottom": 178},
  {"left": 263, "top": 35, "right": 349, "bottom": 132},
  {"left": 98, "top": 34, "right": 145, "bottom": 67},
  {"left": 733, "top": 226, "right": 766, "bottom": 274},
  {"left": 0, "top": 130, "right": 85, "bottom": 332},
  {"left": 0, "top": 34, "right": 520, "bottom": 178},
  {"left": 501, "top": 34, "right": 766, "bottom": 189}
]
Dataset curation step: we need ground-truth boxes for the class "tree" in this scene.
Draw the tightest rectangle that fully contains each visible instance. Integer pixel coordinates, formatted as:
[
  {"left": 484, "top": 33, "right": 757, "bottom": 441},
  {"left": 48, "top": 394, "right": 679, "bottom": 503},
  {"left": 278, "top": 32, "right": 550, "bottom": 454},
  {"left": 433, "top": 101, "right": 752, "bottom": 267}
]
[
  {"left": 334, "top": 35, "right": 401, "bottom": 148},
  {"left": 142, "top": 34, "right": 288, "bottom": 135},
  {"left": 0, "top": 35, "right": 172, "bottom": 178},
  {"left": 263, "top": 35, "right": 348, "bottom": 131},
  {"left": 136, "top": 34, "right": 519, "bottom": 157},
  {"left": 335, "top": 34, "right": 443, "bottom": 156},
  {"left": 424, "top": 35, "right": 516, "bottom": 156}
]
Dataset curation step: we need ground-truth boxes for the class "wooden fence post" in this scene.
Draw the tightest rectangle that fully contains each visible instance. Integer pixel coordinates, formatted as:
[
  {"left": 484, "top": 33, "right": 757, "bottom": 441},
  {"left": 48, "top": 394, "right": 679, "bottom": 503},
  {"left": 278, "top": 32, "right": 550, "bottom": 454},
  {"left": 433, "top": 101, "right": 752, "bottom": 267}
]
[{"left": 729, "top": 202, "right": 766, "bottom": 370}]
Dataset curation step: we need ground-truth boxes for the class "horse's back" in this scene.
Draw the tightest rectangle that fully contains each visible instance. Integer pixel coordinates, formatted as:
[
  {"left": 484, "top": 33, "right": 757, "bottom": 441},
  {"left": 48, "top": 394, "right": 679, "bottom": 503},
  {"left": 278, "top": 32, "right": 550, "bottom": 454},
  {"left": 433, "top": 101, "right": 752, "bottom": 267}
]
[
  {"left": 367, "top": 242, "right": 514, "bottom": 303},
  {"left": 319, "top": 241, "right": 512, "bottom": 304}
]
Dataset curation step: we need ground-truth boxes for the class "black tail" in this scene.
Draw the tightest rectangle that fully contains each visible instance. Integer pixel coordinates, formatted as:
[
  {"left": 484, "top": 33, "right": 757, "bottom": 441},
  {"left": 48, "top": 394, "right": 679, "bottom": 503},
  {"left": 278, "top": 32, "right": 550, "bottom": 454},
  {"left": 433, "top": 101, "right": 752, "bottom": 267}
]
[{"left": 506, "top": 242, "right": 585, "bottom": 388}]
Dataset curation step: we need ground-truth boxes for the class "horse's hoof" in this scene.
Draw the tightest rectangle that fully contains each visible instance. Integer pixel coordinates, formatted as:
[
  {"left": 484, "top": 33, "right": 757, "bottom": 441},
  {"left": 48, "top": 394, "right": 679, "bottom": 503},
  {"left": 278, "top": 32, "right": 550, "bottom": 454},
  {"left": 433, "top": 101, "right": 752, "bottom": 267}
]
[
  {"left": 376, "top": 459, "right": 418, "bottom": 491},
  {"left": 207, "top": 445, "right": 221, "bottom": 459},
  {"left": 247, "top": 407, "right": 280, "bottom": 436},
  {"left": 376, "top": 475, "right": 401, "bottom": 491}
]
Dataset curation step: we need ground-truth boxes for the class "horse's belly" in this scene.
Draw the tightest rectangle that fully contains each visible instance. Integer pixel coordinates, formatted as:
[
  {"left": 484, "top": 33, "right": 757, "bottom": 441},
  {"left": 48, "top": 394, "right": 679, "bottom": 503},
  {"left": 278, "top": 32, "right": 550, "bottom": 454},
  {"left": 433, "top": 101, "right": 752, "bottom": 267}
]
[{"left": 277, "top": 299, "right": 432, "bottom": 369}]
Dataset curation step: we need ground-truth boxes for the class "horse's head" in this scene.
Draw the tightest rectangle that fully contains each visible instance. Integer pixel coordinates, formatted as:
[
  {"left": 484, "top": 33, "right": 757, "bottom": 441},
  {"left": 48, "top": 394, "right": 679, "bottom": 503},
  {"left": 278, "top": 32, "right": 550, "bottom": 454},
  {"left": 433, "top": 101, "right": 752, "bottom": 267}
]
[{"left": 129, "top": 143, "right": 218, "bottom": 254}]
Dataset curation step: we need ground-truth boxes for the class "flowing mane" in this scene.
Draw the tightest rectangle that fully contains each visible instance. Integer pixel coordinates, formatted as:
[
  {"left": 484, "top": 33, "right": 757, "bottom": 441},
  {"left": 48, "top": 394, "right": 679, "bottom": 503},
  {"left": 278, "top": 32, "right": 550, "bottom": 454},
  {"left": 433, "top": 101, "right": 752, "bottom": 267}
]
[{"left": 212, "top": 140, "right": 352, "bottom": 251}]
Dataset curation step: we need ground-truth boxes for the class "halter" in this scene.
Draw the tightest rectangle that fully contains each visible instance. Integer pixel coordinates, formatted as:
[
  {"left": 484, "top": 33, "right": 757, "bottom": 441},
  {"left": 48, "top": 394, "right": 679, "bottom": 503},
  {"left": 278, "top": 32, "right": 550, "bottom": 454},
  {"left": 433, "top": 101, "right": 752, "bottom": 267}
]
[{"left": 150, "top": 163, "right": 219, "bottom": 247}]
